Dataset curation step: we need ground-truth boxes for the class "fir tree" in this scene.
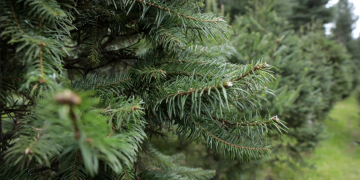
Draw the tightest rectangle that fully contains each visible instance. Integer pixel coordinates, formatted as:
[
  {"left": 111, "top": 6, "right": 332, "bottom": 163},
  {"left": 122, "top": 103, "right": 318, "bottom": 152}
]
[
  {"left": 290, "top": 0, "right": 333, "bottom": 30},
  {"left": 184, "top": 0, "right": 355, "bottom": 179},
  {"left": 206, "top": 0, "right": 293, "bottom": 24},
  {"left": 0, "top": 0, "right": 286, "bottom": 179},
  {"left": 332, "top": 0, "right": 359, "bottom": 47},
  {"left": 331, "top": 0, "right": 359, "bottom": 98}
]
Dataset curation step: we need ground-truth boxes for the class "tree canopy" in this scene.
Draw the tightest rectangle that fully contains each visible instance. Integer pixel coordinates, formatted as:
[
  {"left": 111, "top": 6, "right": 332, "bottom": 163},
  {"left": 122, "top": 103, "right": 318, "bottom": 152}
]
[{"left": 0, "top": 0, "right": 287, "bottom": 179}]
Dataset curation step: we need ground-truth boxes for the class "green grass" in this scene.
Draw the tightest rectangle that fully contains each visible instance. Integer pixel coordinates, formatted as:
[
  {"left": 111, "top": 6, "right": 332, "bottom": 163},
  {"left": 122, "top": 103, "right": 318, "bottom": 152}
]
[{"left": 302, "top": 97, "right": 360, "bottom": 180}]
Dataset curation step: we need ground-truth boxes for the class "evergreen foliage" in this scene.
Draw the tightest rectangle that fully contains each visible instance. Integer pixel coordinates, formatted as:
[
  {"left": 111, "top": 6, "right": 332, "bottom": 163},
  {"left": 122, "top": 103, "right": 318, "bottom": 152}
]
[
  {"left": 332, "top": 0, "right": 359, "bottom": 46},
  {"left": 228, "top": 1, "right": 354, "bottom": 178},
  {"left": 206, "top": 0, "right": 293, "bottom": 24},
  {"left": 176, "top": 0, "right": 356, "bottom": 179},
  {"left": 231, "top": 0, "right": 353, "bottom": 155},
  {"left": 289, "top": 0, "right": 333, "bottom": 30},
  {"left": 331, "top": 0, "right": 360, "bottom": 102},
  {"left": 0, "top": 0, "right": 286, "bottom": 179}
]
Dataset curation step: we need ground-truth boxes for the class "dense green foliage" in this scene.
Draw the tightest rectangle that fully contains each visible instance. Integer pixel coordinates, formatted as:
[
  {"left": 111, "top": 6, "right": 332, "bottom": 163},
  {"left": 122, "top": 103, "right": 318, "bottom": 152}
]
[
  {"left": 0, "top": 0, "right": 287, "bottom": 179},
  {"left": 332, "top": 0, "right": 358, "bottom": 46},
  {"left": 231, "top": 0, "right": 354, "bottom": 135},
  {"left": 331, "top": 0, "right": 360, "bottom": 102},
  {"left": 157, "top": 0, "right": 357, "bottom": 179},
  {"left": 289, "top": 0, "right": 333, "bottom": 30},
  {"left": 226, "top": 1, "right": 354, "bottom": 178},
  {"left": 1, "top": 0, "right": 358, "bottom": 179},
  {"left": 331, "top": 0, "right": 360, "bottom": 92}
]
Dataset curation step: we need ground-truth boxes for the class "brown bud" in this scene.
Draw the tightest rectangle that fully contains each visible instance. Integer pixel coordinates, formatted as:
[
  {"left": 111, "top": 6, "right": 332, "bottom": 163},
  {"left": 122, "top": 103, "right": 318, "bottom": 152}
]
[
  {"left": 39, "top": 42, "right": 46, "bottom": 47},
  {"left": 55, "top": 90, "right": 82, "bottom": 105},
  {"left": 131, "top": 105, "right": 140, "bottom": 111},
  {"left": 86, "top": 138, "right": 93, "bottom": 143},
  {"left": 74, "top": 131, "right": 80, "bottom": 139},
  {"left": 38, "top": 78, "right": 46, "bottom": 84}
]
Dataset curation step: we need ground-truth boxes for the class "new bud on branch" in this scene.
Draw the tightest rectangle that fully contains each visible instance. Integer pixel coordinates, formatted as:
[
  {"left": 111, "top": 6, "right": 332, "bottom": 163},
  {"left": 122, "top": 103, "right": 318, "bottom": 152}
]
[
  {"left": 55, "top": 90, "right": 82, "bottom": 105},
  {"left": 226, "top": 82, "right": 233, "bottom": 87}
]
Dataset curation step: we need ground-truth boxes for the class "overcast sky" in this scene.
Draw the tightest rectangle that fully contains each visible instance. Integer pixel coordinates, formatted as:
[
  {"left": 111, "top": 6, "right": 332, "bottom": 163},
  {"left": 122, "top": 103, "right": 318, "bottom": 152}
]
[{"left": 325, "top": 0, "right": 360, "bottom": 38}]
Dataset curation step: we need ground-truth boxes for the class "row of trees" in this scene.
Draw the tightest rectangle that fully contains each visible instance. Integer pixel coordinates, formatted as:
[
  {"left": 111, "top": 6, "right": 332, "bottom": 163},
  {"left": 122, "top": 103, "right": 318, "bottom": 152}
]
[
  {"left": 226, "top": 0, "right": 357, "bottom": 178},
  {"left": 153, "top": 0, "right": 360, "bottom": 179},
  {"left": 0, "top": 0, "right": 359, "bottom": 179}
]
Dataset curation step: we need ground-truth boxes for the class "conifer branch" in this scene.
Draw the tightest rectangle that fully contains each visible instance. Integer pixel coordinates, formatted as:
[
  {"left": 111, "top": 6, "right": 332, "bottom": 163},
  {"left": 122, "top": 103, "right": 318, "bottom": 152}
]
[
  {"left": 38, "top": 15, "right": 43, "bottom": 34},
  {"left": 175, "top": 25, "right": 202, "bottom": 29},
  {"left": 123, "top": 168, "right": 130, "bottom": 180},
  {"left": 231, "top": 63, "right": 268, "bottom": 82},
  {"left": 108, "top": 105, "right": 140, "bottom": 113},
  {"left": 235, "top": 86, "right": 268, "bottom": 101},
  {"left": 134, "top": 0, "right": 224, "bottom": 23},
  {"left": 96, "top": 78, "right": 132, "bottom": 88},
  {"left": 212, "top": 116, "right": 281, "bottom": 127},
  {"left": 0, "top": 0, "right": 284, "bottom": 178},
  {"left": 91, "top": 17, "right": 99, "bottom": 64},
  {"left": 39, "top": 47, "right": 45, "bottom": 83},
  {"left": 165, "top": 71, "right": 202, "bottom": 77},
  {"left": 193, "top": 121, "right": 269, "bottom": 151},
  {"left": 156, "top": 63, "right": 268, "bottom": 104},
  {"left": 81, "top": 5, "right": 123, "bottom": 22},
  {"left": 154, "top": 60, "right": 207, "bottom": 67},
  {"left": 8, "top": 0, "right": 24, "bottom": 33},
  {"left": 71, "top": 151, "right": 80, "bottom": 180},
  {"left": 160, "top": 26, "right": 180, "bottom": 43},
  {"left": 69, "top": 106, "right": 80, "bottom": 140}
]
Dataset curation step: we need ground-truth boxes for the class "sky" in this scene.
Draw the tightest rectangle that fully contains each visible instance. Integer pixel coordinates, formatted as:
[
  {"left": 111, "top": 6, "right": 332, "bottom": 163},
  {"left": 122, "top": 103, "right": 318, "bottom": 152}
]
[{"left": 325, "top": 0, "right": 360, "bottom": 38}]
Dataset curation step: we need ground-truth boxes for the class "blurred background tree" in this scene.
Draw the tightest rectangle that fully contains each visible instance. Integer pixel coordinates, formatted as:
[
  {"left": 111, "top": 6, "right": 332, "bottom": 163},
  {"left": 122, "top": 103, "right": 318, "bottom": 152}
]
[
  {"left": 331, "top": 0, "right": 360, "bottom": 90},
  {"left": 332, "top": 0, "right": 358, "bottom": 47},
  {"left": 289, "top": 0, "right": 333, "bottom": 30}
]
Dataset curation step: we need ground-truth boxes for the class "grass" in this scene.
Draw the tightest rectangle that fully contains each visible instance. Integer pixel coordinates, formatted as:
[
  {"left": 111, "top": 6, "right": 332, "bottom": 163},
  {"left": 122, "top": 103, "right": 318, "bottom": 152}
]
[{"left": 302, "top": 97, "right": 360, "bottom": 180}]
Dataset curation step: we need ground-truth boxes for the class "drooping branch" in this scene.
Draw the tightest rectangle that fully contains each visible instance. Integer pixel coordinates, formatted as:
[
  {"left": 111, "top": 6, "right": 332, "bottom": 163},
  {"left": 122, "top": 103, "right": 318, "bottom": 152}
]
[
  {"left": 232, "top": 63, "right": 268, "bottom": 82},
  {"left": 159, "top": 26, "right": 180, "bottom": 43},
  {"left": 90, "top": 17, "right": 99, "bottom": 64},
  {"left": 193, "top": 121, "right": 269, "bottom": 151},
  {"left": 39, "top": 46, "right": 45, "bottom": 82},
  {"left": 64, "top": 55, "right": 139, "bottom": 73},
  {"left": 211, "top": 116, "right": 282, "bottom": 127},
  {"left": 155, "top": 63, "right": 268, "bottom": 104},
  {"left": 165, "top": 71, "right": 202, "bottom": 77},
  {"left": 96, "top": 78, "right": 132, "bottom": 89},
  {"left": 8, "top": 0, "right": 24, "bottom": 33},
  {"left": 134, "top": 0, "right": 224, "bottom": 23}
]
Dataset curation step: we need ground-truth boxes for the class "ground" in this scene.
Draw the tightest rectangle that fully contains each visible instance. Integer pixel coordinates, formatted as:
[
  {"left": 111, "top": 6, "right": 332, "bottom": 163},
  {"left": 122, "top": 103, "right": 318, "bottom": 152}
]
[{"left": 303, "top": 96, "right": 360, "bottom": 180}]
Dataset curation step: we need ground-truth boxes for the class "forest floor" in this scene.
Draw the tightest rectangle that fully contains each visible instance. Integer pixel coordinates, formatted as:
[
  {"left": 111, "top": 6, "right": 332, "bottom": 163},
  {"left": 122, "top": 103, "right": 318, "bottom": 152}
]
[{"left": 302, "top": 96, "right": 360, "bottom": 180}]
